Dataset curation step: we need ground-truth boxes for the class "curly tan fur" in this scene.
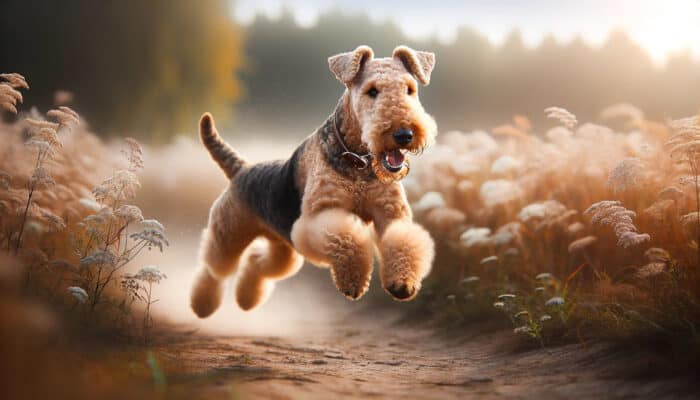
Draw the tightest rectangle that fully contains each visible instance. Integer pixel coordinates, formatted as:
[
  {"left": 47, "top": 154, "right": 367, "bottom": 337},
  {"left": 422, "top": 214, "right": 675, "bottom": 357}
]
[
  {"left": 235, "top": 238, "right": 303, "bottom": 310},
  {"left": 191, "top": 45, "right": 437, "bottom": 318}
]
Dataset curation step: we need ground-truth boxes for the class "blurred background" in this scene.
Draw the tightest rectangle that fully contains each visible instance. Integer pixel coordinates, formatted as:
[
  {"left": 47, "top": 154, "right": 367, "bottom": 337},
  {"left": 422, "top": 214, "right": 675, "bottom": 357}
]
[
  {"left": 2, "top": 3, "right": 700, "bottom": 397},
  {"left": 1, "top": 0, "right": 699, "bottom": 142}
]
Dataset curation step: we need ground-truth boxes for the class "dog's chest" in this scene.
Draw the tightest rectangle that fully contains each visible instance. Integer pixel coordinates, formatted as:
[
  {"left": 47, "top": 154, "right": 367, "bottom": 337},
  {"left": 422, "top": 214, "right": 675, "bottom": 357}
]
[
  {"left": 302, "top": 150, "right": 406, "bottom": 222},
  {"left": 347, "top": 179, "right": 373, "bottom": 222},
  {"left": 345, "top": 178, "right": 402, "bottom": 222}
]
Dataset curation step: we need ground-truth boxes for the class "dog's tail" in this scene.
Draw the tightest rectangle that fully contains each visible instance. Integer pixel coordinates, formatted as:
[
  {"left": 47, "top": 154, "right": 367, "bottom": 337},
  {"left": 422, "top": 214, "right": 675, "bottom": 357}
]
[{"left": 199, "top": 113, "right": 245, "bottom": 179}]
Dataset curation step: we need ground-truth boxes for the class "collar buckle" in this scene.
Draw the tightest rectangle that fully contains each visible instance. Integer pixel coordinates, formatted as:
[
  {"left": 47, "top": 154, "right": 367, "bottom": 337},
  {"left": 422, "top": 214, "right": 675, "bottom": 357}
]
[
  {"left": 341, "top": 151, "right": 370, "bottom": 169},
  {"left": 332, "top": 109, "right": 372, "bottom": 170}
]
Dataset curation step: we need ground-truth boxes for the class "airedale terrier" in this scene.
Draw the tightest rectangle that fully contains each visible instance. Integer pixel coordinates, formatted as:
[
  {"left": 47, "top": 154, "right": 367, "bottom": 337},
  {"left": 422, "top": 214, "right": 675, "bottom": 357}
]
[{"left": 191, "top": 45, "right": 437, "bottom": 317}]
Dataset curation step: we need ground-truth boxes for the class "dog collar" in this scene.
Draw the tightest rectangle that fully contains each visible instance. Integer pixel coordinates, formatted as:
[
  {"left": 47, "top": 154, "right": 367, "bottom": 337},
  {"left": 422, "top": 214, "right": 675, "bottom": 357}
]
[{"left": 331, "top": 108, "right": 372, "bottom": 170}]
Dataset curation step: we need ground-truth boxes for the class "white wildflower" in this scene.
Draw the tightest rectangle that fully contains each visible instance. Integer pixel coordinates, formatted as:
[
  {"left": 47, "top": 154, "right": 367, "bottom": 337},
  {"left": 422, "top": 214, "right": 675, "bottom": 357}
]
[
  {"left": 80, "top": 250, "right": 117, "bottom": 269},
  {"left": 545, "top": 297, "right": 565, "bottom": 307},
  {"left": 635, "top": 262, "right": 665, "bottom": 279},
  {"left": 141, "top": 219, "right": 166, "bottom": 233},
  {"left": 79, "top": 198, "right": 103, "bottom": 212},
  {"left": 490, "top": 155, "right": 521, "bottom": 175},
  {"left": 491, "top": 230, "right": 514, "bottom": 246},
  {"left": 115, "top": 205, "right": 144, "bottom": 224},
  {"left": 545, "top": 106, "right": 577, "bottom": 129},
  {"left": 130, "top": 226, "right": 169, "bottom": 252},
  {"left": 93, "top": 170, "right": 141, "bottom": 205},
  {"left": 607, "top": 158, "right": 645, "bottom": 193},
  {"left": 412, "top": 191, "right": 446, "bottom": 212},
  {"left": 480, "top": 255, "right": 498, "bottom": 266},
  {"left": 491, "top": 222, "right": 521, "bottom": 246},
  {"left": 518, "top": 203, "right": 547, "bottom": 222},
  {"left": 535, "top": 273, "right": 553, "bottom": 281},
  {"left": 480, "top": 179, "right": 522, "bottom": 207},
  {"left": 518, "top": 200, "right": 571, "bottom": 231},
  {"left": 134, "top": 265, "right": 167, "bottom": 284},
  {"left": 460, "top": 227, "right": 491, "bottom": 248},
  {"left": 514, "top": 326, "right": 533, "bottom": 334},
  {"left": 67, "top": 286, "right": 88, "bottom": 304}
]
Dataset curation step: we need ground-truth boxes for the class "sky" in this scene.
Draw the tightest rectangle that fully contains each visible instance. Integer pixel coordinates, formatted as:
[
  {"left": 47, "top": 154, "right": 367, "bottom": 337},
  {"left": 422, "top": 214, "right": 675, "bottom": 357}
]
[{"left": 231, "top": 0, "right": 700, "bottom": 64}]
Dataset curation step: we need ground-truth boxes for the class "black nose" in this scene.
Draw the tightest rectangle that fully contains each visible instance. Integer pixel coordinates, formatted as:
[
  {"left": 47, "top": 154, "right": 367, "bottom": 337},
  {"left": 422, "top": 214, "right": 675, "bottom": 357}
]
[{"left": 393, "top": 128, "right": 413, "bottom": 145}]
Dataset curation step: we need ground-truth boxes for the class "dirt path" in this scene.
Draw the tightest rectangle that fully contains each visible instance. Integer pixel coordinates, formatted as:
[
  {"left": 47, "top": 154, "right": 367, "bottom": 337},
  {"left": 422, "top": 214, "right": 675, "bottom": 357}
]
[
  {"left": 134, "top": 236, "right": 697, "bottom": 400},
  {"left": 128, "top": 232, "right": 696, "bottom": 399},
  {"left": 150, "top": 308, "right": 697, "bottom": 400}
]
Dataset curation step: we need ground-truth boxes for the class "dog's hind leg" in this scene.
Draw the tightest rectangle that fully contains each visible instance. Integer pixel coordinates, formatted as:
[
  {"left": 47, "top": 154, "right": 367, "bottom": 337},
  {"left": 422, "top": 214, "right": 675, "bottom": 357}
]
[
  {"left": 234, "top": 235, "right": 303, "bottom": 310},
  {"left": 190, "top": 189, "right": 259, "bottom": 318}
]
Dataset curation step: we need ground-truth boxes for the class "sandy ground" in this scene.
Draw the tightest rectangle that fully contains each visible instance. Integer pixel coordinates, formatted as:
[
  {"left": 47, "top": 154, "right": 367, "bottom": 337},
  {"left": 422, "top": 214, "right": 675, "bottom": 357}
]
[{"left": 151, "top": 305, "right": 698, "bottom": 400}]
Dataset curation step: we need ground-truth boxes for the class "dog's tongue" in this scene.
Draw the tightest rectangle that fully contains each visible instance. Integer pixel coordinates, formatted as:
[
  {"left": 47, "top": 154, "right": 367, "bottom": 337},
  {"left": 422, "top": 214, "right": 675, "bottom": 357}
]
[{"left": 386, "top": 150, "right": 404, "bottom": 167}]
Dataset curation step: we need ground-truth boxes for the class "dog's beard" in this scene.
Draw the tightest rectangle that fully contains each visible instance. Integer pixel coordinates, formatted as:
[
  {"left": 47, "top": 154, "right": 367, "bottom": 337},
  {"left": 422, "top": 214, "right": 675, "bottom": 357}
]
[{"left": 372, "top": 156, "right": 409, "bottom": 184}]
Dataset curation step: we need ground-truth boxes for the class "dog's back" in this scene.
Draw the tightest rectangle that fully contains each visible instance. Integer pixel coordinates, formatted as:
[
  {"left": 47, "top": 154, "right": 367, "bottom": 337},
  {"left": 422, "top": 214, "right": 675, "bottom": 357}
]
[{"left": 233, "top": 141, "right": 307, "bottom": 242}]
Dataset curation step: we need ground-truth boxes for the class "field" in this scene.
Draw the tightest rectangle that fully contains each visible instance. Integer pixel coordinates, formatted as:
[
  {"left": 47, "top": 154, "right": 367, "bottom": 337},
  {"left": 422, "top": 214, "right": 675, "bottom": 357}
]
[{"left": 1, "top": 72, "right": 700, "bottom": 399}]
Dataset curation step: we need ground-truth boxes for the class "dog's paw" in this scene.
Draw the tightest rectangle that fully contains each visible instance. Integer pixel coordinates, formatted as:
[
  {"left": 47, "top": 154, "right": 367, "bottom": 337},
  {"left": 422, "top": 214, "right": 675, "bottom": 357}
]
[
  {"left": 190, "top": 268, "right": 223, "bottom": 318},
  {"left": 340, "top": 283, "right": 365, "bottom": 300},
  {"left": 331, "top": 266, "right": 371, "bottom": 301},
  {"left": 383, "top": 280, "right": 419, "bottom": 301}
]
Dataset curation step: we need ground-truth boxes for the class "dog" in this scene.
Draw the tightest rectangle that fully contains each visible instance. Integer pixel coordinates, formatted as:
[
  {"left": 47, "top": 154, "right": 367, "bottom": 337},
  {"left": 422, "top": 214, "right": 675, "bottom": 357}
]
[{"left": 190, "top": 45, "right": 437, "bottom": 318}]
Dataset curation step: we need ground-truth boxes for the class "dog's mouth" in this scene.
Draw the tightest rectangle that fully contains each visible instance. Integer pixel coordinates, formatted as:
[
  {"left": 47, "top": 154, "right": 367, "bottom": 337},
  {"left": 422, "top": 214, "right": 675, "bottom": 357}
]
[{"left": 381, "top": 149, "right": 407, "bottom": 173}]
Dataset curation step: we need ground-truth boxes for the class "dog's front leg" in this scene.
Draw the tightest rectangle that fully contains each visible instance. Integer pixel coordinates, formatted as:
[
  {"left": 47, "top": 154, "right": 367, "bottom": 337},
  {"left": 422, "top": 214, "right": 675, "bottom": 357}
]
[
  {"left": 372, "top": 192, "right": 435, "bottom": 301},
  {"left": 291, "top": 209, "right": 374, "bottom": 300}
]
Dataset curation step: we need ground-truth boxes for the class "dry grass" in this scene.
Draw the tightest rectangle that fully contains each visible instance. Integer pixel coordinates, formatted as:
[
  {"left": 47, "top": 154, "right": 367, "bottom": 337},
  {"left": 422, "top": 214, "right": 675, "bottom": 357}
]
[
  {"left": 407, "top": 105, "right": 700, "bottom": 352},
  {"left": 0, "top": 73, "right": 170, "bottom": 338},
  {"left": 0, "top": 72, "right": 183, "bottom": 400}
]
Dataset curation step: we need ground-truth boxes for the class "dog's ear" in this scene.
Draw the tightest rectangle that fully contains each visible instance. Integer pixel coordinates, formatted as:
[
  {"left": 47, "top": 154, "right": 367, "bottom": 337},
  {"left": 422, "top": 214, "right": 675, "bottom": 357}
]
[
  {"left": 392, "top": 46, "right": 435, "bottom": 85},
  {"left": 328, "top": 45, "right": 374, "bottom": 85}
]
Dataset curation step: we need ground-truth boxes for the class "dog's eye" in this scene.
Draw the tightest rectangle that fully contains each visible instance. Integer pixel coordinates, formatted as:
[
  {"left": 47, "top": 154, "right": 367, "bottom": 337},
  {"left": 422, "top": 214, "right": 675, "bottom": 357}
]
[
  {"left": 407, "top": 86, "right": 415, "bottom": 95},
  {"left": 366, "top": 87, "right": 379, "bottom": 98}
]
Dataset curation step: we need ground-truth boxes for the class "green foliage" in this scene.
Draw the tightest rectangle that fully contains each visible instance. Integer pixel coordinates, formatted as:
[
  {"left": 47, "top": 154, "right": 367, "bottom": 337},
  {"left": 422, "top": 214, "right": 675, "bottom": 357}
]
[{"left": 147, "top": 351, "right": 168, "bottom": 390}]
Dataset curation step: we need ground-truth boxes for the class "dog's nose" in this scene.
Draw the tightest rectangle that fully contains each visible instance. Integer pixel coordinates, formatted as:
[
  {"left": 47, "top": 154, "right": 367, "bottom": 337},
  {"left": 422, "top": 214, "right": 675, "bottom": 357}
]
[{"left": 393, "top": 128, "right": 413, "bottom": 145}]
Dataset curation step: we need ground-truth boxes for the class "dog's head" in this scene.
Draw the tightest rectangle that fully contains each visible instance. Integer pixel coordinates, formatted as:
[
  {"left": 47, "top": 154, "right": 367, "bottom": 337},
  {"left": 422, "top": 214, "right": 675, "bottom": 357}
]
[{"left": 328, "top": 45, "right": 437, "bottom": 182}]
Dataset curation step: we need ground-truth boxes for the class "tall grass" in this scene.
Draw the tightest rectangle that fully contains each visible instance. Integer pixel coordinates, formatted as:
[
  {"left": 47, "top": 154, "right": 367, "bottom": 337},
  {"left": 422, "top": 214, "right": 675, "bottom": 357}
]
[
  {"left": 407, "top": 105, "right": 700, "bottom": 349},
  {"left": 0, "top": 72, "right": 168, "bottom": 336}
]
